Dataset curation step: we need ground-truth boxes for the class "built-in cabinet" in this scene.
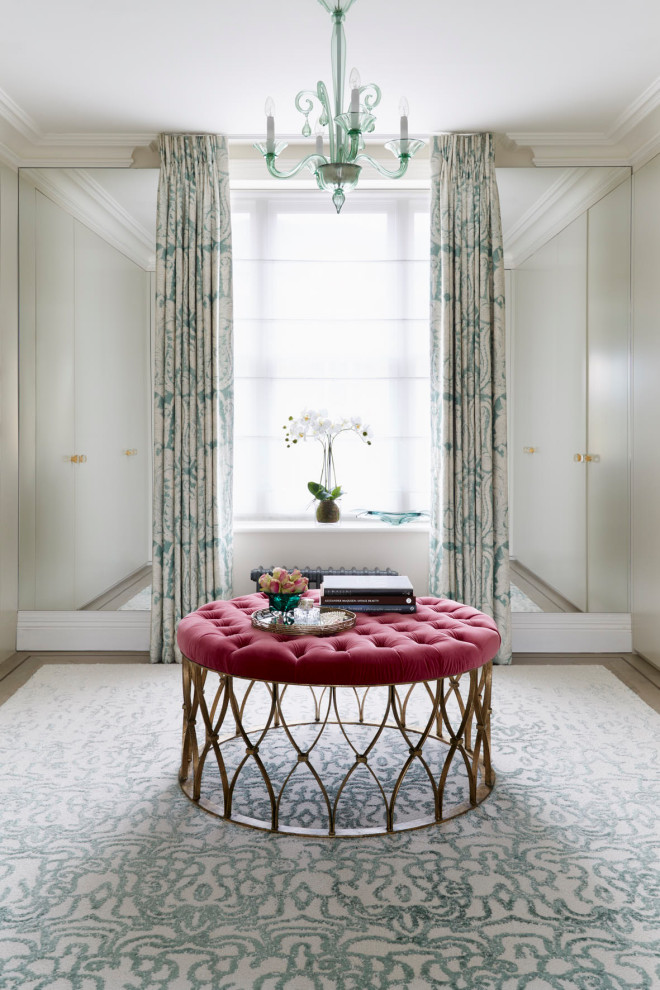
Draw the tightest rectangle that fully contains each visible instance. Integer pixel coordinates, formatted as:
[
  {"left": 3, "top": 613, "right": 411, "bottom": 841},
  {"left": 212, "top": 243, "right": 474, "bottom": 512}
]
[
  {"left": 511, "top": 178, "right": 631, "bottom": 612},
  {"left": 632, "top": 153, "right": 660, "bottom": 667},
  {"left": 19, "top": 179, "right": 152, "bottom": 610}
]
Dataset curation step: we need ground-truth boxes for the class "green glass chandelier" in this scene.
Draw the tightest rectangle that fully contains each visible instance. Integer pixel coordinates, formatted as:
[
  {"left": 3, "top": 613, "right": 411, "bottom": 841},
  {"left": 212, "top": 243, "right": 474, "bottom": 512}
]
[{"left": 254, "top": 0, "right": 424, "bottom": 213}]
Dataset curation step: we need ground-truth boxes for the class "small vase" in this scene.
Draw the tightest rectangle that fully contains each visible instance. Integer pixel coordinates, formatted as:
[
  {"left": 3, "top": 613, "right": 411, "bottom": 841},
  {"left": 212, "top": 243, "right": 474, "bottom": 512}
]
[
  {"left": 316, "top": 499, "right": 340, "bottom": 524},
  {"left": 266, "top": 592, "right": 301, "bottom": 624}
]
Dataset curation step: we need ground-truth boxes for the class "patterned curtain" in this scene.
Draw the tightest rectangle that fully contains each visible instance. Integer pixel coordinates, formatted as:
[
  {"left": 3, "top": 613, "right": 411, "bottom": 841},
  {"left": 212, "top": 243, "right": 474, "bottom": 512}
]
[
  {"left": 429, "top": 133, "right": 511, "bottom": 663},
  {"left": 150, "top": 134, "right": 234, "bottom": 664}
]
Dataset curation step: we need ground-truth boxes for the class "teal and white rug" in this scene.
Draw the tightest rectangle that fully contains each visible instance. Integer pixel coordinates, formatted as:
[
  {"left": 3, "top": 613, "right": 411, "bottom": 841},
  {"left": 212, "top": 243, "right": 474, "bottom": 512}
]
[{"left": 0, "top": 664, "right": 658, "bottom": 989}]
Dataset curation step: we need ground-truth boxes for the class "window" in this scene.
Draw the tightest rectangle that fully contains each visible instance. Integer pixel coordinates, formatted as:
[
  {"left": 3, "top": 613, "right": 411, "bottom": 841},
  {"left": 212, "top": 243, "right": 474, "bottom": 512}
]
[{"left": 231, "top": 189, "right": 430, "bottom": 520}]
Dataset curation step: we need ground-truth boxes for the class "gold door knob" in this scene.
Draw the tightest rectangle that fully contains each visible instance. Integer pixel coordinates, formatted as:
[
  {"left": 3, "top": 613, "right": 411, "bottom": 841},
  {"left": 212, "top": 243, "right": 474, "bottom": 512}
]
[
  {"left": 69, "top": 454, "right": 87, "bottom": 463},
  {"left": 523, "top": 446, "right": 538, "bottom": 454},
  {"left": 574, "top": 453, "right": 584, "bottom": 462},
  {"left": 123, "top": 449, "right": 138, "bottom": 456}
]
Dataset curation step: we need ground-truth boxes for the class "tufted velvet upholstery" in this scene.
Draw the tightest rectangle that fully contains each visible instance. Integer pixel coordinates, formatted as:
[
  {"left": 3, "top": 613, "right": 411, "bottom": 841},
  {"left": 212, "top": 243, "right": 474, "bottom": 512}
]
[{"left": 176, "top": 593, "right": 501, "bottom": 687}]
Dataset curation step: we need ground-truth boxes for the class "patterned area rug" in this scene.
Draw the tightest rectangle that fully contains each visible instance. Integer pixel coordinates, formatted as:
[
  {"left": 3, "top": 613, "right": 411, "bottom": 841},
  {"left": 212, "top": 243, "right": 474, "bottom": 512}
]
[
  {"left": 1, "top": 665, "right": 658, "bottom": 990},
  {"left": 119, "top": 586, "right": 151, "bottom": 610},
  {"left": 510, "top": 584, "right": 543, "bottom": 613}
]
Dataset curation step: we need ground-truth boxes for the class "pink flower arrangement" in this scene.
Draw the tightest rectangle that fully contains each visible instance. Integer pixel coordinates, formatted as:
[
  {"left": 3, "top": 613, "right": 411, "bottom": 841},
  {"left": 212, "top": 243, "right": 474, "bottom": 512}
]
[{"left": 258, "top": 567, "right": 309, "bottom": 596}]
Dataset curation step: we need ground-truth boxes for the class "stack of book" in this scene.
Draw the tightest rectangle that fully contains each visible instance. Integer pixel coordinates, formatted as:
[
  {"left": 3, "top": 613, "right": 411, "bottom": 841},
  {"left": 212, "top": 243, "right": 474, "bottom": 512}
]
[{"left": 320, "top": 574, "right": 416, "bottom": 613}]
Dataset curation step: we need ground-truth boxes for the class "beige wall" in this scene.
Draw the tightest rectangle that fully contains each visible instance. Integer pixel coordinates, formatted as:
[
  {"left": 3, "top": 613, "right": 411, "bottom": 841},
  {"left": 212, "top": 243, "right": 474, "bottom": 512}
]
[
  {"left": 632, "top": 153, "right": 660, "bottom": 669},
  {"left": 0, "top": 162, "right": 18, "bottom": 660}
]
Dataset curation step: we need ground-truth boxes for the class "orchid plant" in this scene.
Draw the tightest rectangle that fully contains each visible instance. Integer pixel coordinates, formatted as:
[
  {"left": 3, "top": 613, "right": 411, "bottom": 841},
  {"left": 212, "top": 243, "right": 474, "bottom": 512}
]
[
  {"left": 258, "top": 567, "right": 309, "bottom": 596},
  {"left": 284, "top": 410, "right": 373, "bottom": 502}
]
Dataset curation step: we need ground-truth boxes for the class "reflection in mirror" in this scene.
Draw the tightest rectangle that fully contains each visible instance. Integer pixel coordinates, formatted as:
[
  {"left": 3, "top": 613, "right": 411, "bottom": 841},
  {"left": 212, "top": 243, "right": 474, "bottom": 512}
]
[
  {"left": 17, "top": 165, "right": 632, "bottom": 613},
  {"left": 18, "top": 168, "right": 158, "bottom": 611},
  {"left": 501, "top": 166, "right": 632, "bottom": 614}
]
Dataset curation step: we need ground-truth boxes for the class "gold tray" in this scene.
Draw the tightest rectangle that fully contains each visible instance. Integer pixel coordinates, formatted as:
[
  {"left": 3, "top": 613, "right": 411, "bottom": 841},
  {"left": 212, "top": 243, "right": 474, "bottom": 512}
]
[{"left": 251, "top": 606, "right": 356, "bottom": 637}]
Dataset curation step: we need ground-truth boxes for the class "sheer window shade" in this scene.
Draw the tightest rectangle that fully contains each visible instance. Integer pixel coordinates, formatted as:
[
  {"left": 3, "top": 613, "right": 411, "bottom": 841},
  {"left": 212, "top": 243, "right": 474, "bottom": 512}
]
[{"left": 232, "top": 190, "right": 431, "bottom": 520}]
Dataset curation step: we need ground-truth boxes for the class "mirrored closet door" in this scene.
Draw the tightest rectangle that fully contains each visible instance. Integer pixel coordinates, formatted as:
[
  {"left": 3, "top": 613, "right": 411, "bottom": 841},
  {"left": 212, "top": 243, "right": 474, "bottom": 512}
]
[
  {"left": 18, "top": 169, "right": 157, "bottom": 610},
  {"left": 505, "top": 167, "right": 631, "bottom": 612}
]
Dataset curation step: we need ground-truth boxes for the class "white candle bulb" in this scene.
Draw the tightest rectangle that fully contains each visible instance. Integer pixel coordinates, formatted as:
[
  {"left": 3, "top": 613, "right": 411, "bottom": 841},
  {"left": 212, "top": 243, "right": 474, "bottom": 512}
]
[
  {"left": 349, "top": 67, "right": 361, "bottom": 115},
  {"left": 399, "top": 96, "right": 409, "bottom": 142},
  {"left": 265, "top": 97, "right": 275, "bottom": 153}
]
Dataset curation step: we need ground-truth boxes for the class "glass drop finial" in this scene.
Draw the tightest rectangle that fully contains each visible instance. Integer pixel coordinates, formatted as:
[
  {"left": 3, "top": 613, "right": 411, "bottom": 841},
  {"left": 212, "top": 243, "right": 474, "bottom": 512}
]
[
  {"left": 302, "top": 116, "right": 311, "bottom": 137},
  {"left": 332, "top": 187, "right": 346, "bottom": 213}
]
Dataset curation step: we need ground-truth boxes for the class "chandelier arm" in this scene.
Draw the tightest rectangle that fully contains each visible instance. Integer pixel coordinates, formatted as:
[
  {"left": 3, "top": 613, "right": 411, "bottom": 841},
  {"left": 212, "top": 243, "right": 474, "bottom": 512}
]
[
  {"left": 316, "top": 81, "right": 335, "bottom": 161},
  {"left": 295, "top": 90, "right": 320, "bottom": 118},
  {"left": 347, "top": 131, "right": 361, "bottom": 161},
  {"left": 354, "top": 153, "right": 411, "bottom": 180},
  {"left": 265, "top": 153, "right": 328, "bottom": 181},
  {"left": 359, "top": 83, "right": 382, "bottom": 113}
]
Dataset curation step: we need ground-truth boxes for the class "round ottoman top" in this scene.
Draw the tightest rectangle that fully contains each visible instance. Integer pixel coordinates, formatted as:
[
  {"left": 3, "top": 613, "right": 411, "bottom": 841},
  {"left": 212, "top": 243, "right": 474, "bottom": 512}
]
[{"left": 176, "top": 593, "right": 501, "bottom": 687}]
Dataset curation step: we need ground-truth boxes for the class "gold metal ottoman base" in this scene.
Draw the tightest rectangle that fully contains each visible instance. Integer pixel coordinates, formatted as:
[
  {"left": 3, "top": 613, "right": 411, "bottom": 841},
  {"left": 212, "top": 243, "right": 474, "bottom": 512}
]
[{"left": 179, "top": 657, "right": 494, "bottom": 838}]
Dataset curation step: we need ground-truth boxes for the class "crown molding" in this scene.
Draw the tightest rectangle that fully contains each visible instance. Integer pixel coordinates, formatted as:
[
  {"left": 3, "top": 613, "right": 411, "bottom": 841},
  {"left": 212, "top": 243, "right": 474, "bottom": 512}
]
[
  {"left": 0, "top": 139, "right": 19, "bottom": 170},
  {"left": 21, "top": 167, "right": 155, "bottom": 270},
  {"left": 608, "top": 76, "right": 660, "bottom": 142},
  {"left": 2, "top": 76, "right": 660, "bottom": 170},
  {"left": 507, "top": 75, "right": 660, "bottom": 169},
  {"left": 0, "top": 86, "right": 42, "bottom": 142},
  {"left": 504, "top": 165, "right": 629, "bottom": 268}
]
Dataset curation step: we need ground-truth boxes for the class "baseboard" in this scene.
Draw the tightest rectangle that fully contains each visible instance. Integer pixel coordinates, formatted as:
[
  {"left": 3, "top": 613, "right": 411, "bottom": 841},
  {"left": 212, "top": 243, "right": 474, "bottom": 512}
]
[
  {"left": 17, "top": 609, "right": 632, "bottom": 654},
  {"left": 512, "top": 613, "right": 632, "bottom": 653},
  {"left": 17, "top": 611, "right": 151, "bottom": 651}
]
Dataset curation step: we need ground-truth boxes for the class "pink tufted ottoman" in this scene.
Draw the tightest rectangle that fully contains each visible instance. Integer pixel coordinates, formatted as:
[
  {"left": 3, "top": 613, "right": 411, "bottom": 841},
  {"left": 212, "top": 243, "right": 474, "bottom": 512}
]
[{"left": 177, "top": 593, "right": 500, "bottom": 837}]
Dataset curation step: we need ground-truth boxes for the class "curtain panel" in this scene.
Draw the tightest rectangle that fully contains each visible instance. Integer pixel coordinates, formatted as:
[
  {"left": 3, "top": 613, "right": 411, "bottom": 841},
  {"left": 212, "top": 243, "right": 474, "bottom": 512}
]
[
  {"left": 150, "top": 134, "right": 234, "bottom": 664},
  {"left": 429, "top": 133, "right": 511, "bottom": 663}
]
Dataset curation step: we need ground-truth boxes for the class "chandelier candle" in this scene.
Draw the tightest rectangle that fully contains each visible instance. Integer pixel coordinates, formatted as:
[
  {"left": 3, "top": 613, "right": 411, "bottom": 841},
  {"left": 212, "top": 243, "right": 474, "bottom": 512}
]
[
  {"left": 400, "top": 97, "right": 409, "bottom": 141},
  {"left": 254, "top": 0, "right": 424, "bottom": 212},
  {"left": 265, "top": 98, "right": 276, "bottom": 153}
]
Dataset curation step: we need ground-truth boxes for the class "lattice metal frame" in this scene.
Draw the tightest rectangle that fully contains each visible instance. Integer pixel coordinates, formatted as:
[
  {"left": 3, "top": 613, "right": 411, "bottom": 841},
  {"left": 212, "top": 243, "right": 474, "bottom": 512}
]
[{"left": 179, "top": 658, "right": 494, "bottom": 837}]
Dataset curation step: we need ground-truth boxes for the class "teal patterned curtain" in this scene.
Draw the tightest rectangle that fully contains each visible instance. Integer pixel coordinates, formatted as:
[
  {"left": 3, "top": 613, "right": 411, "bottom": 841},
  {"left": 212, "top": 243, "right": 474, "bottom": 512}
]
[
  {"left": 150, "top": 134, "right": 234, "bottom": 664},
  {"left": 429, "top": 133, "right": 511, "bottom": 663}
]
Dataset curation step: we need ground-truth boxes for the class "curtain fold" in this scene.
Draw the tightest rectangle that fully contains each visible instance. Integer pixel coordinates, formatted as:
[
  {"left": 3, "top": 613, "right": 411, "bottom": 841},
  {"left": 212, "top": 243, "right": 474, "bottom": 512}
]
[
  {"left": 429, "top": 133, "right": 511, "bottom": 663},
  {"left": 150, "top": 134, "right": 234, "bottom": 664}
]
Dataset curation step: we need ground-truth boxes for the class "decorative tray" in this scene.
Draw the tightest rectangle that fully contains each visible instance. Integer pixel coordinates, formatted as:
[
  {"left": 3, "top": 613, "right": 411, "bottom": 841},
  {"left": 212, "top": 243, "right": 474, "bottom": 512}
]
[
  {"left": 251, "top": 606, "right": 356, "bottom": 637},
  {"left": 356, "top": 510, "right": 429, "bottom": 526}
]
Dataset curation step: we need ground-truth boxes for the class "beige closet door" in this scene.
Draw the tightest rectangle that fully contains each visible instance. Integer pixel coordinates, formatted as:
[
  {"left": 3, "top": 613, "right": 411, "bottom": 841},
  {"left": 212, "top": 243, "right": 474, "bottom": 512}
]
[
  {"left": 586, "top": 179, "right": 631, "bottom": 611},
  {"left": 74, "top": 223, "right": 151, "bottom": 608},
  {"left": 512, "top": 215, "right": 588, "bottom": 610}
]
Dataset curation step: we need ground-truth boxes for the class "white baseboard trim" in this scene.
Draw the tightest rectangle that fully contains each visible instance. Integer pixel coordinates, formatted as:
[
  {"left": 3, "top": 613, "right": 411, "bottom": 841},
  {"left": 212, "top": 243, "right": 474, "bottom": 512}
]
[
  {"left": 17, "top": 611, "right": 151, "bottom": 652},
  {"left": 18, "top": 609, "right": 632, "bottom": 655},
  {"left": 512, "top": 613, "right": 632, "bottom": 653}
]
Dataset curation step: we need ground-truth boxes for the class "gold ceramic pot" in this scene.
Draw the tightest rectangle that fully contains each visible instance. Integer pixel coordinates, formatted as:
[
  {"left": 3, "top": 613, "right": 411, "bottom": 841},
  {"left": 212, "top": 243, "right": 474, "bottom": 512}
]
[{"left": 316, "top": 499, "right": 340, "bottom": 524}]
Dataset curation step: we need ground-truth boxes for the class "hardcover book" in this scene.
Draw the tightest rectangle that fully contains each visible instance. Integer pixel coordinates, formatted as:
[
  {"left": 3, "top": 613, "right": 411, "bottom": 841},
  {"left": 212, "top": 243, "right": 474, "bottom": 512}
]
[
  {"left": 321, "top": 574, "right": 414, "bottom": 596},
  {"left": 320, "top": 595, "right": 415, "bottom": 606},
  {"left": 338, "top": 603, "right": 417, "bottom": 613}
]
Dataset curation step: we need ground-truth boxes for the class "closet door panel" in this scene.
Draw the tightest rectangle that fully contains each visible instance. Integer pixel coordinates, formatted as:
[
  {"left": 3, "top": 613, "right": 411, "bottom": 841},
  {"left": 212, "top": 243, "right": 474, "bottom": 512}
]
[
  {"left": 586, "top": 179, "right": 631, "bottom": 612},
  {"left": 34, "top": 192, "right": 76, "bottom": 608},
  {"left": 73, "top": 224, "right": 150, "bottom": 607},
  {"left": 513, "top": 216, "right": 588, "bottom": 610}
]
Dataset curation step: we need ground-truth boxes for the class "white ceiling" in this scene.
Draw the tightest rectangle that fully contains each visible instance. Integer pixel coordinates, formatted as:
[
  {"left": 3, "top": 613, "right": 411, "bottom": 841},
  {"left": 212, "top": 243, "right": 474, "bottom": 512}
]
[
  {"left": 12, "top": 0, "right": 643, "bottom": 265},
  {"left": 1, "top": 0, "right": 660, "bottom": 160}
]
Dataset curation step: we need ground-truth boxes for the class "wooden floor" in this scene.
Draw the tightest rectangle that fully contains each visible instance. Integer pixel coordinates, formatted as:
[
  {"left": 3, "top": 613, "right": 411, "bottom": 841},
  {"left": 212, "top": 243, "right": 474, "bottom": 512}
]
[{"left": 1, "top": 650, "right": 660, "bottom": 713}]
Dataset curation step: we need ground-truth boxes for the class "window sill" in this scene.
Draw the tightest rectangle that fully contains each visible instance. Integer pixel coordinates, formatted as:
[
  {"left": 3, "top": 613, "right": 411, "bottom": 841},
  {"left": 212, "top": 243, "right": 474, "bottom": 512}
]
[{"left": 233, "top": 519, "right": 430, "bottom": 534}]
